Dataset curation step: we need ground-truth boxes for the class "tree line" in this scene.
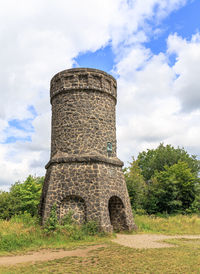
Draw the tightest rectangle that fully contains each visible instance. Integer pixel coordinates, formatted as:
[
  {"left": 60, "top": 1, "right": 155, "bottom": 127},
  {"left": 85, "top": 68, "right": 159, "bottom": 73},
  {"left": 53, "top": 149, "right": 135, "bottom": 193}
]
[
  {"left": 0, "top": 175, "right": 43, "bottom": 219},
  {"left": 125, "top": 143, "right": 200, "bottom": 214},
  {"left": 0, "top": 143, "right": 199, "bottom": 219}
]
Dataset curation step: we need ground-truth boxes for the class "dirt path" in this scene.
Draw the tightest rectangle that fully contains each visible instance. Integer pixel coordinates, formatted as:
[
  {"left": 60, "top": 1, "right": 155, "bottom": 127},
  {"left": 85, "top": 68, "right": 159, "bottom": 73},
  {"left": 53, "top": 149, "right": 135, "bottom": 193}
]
[
  {"left": 0, "top": 245, "right": 106, "bottom": 266},
  {"left": 112, "top": 234, "right": 200, "bottom": 249},
  {"left": 1, "top": 234, "right": 200, "bottom": 266}
]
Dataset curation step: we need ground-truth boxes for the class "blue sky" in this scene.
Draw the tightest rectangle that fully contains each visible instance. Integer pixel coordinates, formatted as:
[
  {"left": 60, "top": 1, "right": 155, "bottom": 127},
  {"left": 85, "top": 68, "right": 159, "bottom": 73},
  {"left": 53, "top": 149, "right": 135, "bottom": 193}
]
[
  {"left": 0, "top": 0, "right": 200, "bottom": 189},
  {"left": 75, "top": 0, "right": 200, "bottom": 72},
  {"left": 2, "top": 105, "right": 37, "bottom": 144},
  {"left": 145, "top": 0, "right": 200, "bottom": 54},
  {"left": 74, "top": 45, "right": 115, "bottom": 73}
]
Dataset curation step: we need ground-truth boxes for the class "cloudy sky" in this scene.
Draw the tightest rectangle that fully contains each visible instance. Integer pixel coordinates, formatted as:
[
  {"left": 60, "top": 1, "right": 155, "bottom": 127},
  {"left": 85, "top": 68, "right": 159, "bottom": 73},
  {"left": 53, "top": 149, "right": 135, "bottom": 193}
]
[{"left": 0, "top": 0, "right": 200, "bottom": 190}]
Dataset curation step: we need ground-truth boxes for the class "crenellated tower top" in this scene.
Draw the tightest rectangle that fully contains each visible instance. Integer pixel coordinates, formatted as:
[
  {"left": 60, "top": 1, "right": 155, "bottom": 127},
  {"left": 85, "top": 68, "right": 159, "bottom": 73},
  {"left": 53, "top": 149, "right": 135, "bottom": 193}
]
[{"left": 50, "top": 68, "right": 117, "bottom": 103}]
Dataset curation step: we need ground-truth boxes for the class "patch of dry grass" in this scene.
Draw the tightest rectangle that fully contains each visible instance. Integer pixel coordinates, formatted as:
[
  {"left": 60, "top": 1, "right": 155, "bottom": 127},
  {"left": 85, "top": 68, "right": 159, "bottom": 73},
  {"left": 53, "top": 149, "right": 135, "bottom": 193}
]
[
  {"left": 1, "top": 239, "right": 200, "bottom": 273},
  {"left": 135, "top": 214, "right": 200, "bottom": 234}
]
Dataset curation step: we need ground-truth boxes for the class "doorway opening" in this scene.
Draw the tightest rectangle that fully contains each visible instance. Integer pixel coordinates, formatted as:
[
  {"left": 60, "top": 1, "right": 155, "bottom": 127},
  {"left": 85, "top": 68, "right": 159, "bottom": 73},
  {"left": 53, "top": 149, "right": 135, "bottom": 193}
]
[{"left": 108, "top": 196, "right": 128, "bottom": 231}]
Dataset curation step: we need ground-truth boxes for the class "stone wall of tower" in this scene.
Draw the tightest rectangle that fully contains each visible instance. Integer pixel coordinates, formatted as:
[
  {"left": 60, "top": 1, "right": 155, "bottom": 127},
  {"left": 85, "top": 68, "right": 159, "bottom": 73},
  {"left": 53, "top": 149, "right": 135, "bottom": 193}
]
[
  {"left": 50, "top": 68, "right": 117, "bottom": 159},
  {"left": 41, "top": 162, "right": 134, "bottom": 231},
  {"left": 40, "top": 68, "right": 135, "bottom": 232}
]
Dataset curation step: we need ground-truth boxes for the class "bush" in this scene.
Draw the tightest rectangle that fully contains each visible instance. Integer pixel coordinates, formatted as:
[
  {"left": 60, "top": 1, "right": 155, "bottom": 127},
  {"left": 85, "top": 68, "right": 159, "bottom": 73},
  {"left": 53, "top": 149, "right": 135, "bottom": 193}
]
[
  {"left": 0, "top": 232, "right": 34, "bottom": 252},
  {"left": 82, "top": 220, "right": 99, "bottom": 236},
  {"left": 133, "top": 208, "right": 147, "bottom": 216},
  {"left": 43, "top": 204, "right": 100, "bottom": 239},
  {"left": 10, "top": 212, "right": 39, "bottom": 227},
  {"left": 60, "top": 210, "right": 74, "bottom": 225},
  {"left": 44, "top": 204, "right": 58, "bottom": 233}
]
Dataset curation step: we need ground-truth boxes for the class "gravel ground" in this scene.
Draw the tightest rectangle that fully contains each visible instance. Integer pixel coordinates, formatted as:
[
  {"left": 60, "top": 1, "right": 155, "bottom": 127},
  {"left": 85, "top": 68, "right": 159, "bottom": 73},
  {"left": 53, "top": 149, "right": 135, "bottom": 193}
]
[{"left": 112, "top": 234, "right": 200, "bottom": 249}]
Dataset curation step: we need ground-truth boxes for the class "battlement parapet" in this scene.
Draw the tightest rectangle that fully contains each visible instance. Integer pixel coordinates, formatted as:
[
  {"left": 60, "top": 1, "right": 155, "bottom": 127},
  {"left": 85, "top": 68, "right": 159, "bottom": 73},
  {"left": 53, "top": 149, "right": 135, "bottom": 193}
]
[{"left": 50, "top": 68, "right": 117, "bottom": 103}]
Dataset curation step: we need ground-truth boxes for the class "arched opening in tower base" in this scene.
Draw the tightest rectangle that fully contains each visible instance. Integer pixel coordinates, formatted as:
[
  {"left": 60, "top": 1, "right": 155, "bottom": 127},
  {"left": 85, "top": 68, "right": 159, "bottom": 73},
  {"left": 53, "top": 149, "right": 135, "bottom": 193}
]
[
  {"left": 59, "top": 195, "right": 86, "bottom": 224},
  {"left": 108, "top": 196, "right": 128, "bottom": 231}
]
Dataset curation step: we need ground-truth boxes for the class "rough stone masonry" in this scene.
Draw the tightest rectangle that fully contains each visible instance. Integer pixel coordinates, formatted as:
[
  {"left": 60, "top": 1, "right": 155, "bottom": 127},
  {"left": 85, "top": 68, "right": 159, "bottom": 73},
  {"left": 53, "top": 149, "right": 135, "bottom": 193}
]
[{"left": 39, "top": 68, "right": 135, "bottom": 232}]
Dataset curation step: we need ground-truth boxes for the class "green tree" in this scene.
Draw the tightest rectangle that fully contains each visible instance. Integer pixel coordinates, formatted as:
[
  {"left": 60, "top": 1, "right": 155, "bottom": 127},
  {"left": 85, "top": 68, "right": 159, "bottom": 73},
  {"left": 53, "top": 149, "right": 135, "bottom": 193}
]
[
  {"left": 187, "top": 177, "right": 200, "bottom": 213},
  {"left": 124, "top": 159, "right": 147, "bottom": 211},
  {"left": 126, "top": 144, "right": 200, "bottom": 214},
  {"left": 0, "top": 175, "right": 44, "bottom": 219},
  {"left": 0, "top": 191, "right": 12, "bottom": 219},
  {"left": 137, "top": 143, "right": 200, "bottom": 181},
  {"left": 145, "top": 161, "right": 197, "bottom": 214},
  {"left": 10, "top": 175, "right": 44, "bottom": 216}
]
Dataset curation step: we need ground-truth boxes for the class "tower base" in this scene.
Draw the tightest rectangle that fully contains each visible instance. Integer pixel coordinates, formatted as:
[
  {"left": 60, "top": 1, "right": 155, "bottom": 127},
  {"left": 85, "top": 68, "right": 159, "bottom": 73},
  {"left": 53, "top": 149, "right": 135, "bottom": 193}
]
[{"left": 40, "top": 159, "right": 135, "bottom": 232}]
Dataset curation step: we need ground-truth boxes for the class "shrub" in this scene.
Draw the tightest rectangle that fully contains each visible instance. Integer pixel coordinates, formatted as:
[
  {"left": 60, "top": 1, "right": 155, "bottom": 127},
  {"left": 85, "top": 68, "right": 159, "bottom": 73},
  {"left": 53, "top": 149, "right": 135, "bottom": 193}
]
[
  {"left": 10, "top": 212, "right": 39, "bottom": 227},
  {"left": 60, "top": 210, "right": 74, "bottom": 225},
  {"left": 82, "top": 220, "right": 99, "bottom": 236},
  {"left": 44, "top": 204, "right": 58, "bottom": 233}
]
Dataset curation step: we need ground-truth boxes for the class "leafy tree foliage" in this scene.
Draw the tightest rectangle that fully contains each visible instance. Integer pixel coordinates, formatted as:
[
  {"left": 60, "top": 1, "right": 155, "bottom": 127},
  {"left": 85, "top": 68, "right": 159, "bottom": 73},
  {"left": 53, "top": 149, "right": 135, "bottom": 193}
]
[
  {"left": 123, "top": 160, "right": 147, "bottom": 211},
  {"left": 137, "top": 143, "right": 200, "bottom": 181},
  {"left": 125, "top": 144, "right": 200, "bottom": 214},
  {"left": 0, "top": 175, "right": 44, "bottom": 219},
  {"left": 145, "top": 161, "right": 197, "bottom": 214},
  {"left": 0, "top": 191, "right": 12, "bottom": 219}
]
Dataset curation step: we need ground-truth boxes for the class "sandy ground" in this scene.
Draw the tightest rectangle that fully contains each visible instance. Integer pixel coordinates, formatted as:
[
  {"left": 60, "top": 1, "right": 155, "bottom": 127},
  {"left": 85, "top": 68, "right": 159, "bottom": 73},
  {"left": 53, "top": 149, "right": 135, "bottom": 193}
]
[
  {"left": 112, "top": 234, "right": 200, "bottom": 249},
  {"left": 0, "top": 245, "right": 106, "bottom": 266},
  {"left": 0, "top": 234, "right": 200, "bottom": 266}
]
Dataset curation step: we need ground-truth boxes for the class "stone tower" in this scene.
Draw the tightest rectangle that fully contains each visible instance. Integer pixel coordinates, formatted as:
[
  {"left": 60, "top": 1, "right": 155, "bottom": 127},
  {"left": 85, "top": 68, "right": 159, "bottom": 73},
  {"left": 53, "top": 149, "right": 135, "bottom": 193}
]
[{"left": 40, "top": 68, "right": 135, "bottom": 232}]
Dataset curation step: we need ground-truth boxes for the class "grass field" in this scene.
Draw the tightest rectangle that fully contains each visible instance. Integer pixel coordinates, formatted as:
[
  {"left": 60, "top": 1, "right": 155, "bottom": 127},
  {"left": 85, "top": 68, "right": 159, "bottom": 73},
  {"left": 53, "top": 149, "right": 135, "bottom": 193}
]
[
  {"left": 0, "top": 215, "right": 109, "bottom": 255},
  {"left": 0, "top": 214, "right": 199, "bottom": 273},
  {"left": 1, "top": 238, "right": 200, "bottom": 273},
  {"left": 135, "top": 214, "right": 200, "bottom": 235}
]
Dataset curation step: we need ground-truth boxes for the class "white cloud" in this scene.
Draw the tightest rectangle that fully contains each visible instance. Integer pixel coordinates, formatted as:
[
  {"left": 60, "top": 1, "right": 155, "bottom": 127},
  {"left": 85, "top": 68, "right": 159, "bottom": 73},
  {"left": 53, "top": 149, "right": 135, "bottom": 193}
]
[
  {"left": 168, "top": 33, "right": 200, "bottom": 111},
  {"left": 116, "top": 32, "right": 200, "bottom": 165},
  {"left": 0, "top": 0, "right": 194, "bottom": 189}
]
